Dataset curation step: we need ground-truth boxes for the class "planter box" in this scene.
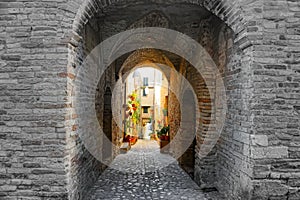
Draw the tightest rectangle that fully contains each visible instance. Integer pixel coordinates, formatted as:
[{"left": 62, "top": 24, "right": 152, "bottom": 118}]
[
  {"left": 120, "top": 142, "right": 131, "bottom": 154},
  {"left": 160, "top": 140, "right": 169, "bottom": 153},
  {"left": 124, "top": 135, "right": 138, "bottom": 146}
]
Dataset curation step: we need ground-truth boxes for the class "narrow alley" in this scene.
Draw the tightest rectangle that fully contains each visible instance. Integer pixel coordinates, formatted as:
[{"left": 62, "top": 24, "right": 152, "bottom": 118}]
[{"left": 87, "top": 140, "right": 219, "bottom": 200}]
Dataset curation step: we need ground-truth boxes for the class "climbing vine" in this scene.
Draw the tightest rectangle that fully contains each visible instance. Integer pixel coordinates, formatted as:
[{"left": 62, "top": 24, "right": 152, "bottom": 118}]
[{"left": 127, "top": 92, "right": 141, "bottom": 125}]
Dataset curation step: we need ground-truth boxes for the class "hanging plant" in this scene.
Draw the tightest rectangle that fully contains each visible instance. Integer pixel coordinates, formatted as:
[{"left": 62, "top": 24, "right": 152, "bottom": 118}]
[{"left": 127, "top": 91, "right": 140, "bottom": 125}]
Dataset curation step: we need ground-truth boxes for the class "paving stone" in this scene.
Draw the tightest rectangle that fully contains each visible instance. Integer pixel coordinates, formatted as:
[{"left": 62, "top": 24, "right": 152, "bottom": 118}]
[{"left": 87, "top": 140, "right": 221, "bottom": 200}]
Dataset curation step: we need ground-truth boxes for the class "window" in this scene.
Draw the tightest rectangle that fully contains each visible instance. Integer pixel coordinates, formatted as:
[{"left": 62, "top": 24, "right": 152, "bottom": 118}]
[
  {"left": 143, "top": 77, "right": 148, "bottom": 86},
  {"left": 143, "top": 81, "right": 149, "bottom": 96},
  {"left": 143, "top": 107, "right": 149, "bottom": 114}
]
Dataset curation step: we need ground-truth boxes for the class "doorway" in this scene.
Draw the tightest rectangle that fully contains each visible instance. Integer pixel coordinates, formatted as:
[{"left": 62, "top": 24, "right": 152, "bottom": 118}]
[{"left": 102, "top": 87, "right": 113, "bottom": 161}]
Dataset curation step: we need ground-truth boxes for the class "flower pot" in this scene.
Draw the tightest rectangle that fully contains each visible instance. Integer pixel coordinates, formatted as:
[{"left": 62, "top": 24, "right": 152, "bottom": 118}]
[{"left": 160, "top": 140, "right": 169, "bottom": 153}]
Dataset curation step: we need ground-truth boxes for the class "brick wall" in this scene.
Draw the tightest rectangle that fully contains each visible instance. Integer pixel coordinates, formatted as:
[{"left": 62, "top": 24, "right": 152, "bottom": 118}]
[
  {"left": 250, "top": 1, "right": 300, "bottom": 199},
  {"left": 0, "top": 1, "right": 69, "bottom": 199}
]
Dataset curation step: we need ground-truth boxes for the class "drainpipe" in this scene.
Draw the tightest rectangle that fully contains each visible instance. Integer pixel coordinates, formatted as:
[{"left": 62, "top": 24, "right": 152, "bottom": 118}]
[
  {"left": 152, "top": 69, "right": 156, "bottom": 133},
  {"left": 123, "top": 82, "right": 127, "bottom": 140}
]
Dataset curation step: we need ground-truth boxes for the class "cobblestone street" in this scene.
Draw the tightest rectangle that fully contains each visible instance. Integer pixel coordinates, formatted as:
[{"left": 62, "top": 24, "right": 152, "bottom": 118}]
[{"left": 87, "top": 140, "right": 218, "bottom": 200}]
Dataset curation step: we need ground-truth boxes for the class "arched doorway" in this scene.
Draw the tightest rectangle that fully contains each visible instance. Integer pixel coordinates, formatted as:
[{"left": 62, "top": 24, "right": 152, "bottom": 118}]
[
  {"left": 0, "top": 0, "right": 296, "bottom": 200},
  {"left": 179, "top": 89, "right": 196, "bottom": 178},
  {"left": 102, "top": 87, "right": 113, "bottom": 162},
  {"left": 66, "top": 1, "right": 254, "bottom": 200}
]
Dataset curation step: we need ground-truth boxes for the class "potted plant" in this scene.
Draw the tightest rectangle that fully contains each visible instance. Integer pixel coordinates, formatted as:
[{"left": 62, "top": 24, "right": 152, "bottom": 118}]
[
  {"left": 149, "top": 132, "right": 158, "bottom": 140},
  {"left": 156, "top": 126, "right": 170, "bottom": 152}
]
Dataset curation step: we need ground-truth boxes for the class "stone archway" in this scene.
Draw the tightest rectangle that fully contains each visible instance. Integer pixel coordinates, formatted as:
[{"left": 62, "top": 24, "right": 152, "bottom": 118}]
[
  {"left": 118, "top": 48, "right": 183, "bottom": 155},
  {"left": 65, "top": 1, "right": 256, "bottom": 200},
  {"left": 0, "top": 0, "right": 298, "bottom": 200}
]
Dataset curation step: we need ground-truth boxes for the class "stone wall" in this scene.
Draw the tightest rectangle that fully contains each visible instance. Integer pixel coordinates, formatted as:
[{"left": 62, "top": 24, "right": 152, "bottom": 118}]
[
  {"left": 191, "top": 17, "right": 219, "bottom": 190},
  {"left": 0, "top": 1, "right": 69, "bottom": 199},
  {"left": 66, "top": 16, "right": 105, "bottom": 200},
  {"left": 215, "top": 21, "right": 254, "bottom": 199},
  {"left": 250, "top": 1, "right": 300, "bottom": 199}
]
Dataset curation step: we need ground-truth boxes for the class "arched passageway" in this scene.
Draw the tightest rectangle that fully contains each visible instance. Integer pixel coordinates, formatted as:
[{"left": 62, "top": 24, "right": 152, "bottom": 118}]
[
  {"left": 66, "top": 1, "right": 252, "bottom": 200},
  {"left": 0, "top": 0, "right": 298, "bottom": 200}
]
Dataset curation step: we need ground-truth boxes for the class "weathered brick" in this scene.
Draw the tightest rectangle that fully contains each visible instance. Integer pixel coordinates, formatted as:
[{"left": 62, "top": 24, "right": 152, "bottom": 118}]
[
  {"left": 252, "top": 147, "right": 289, "bottom": 159},
  {"left": 0, "top": 185, "right": 17, "bottom": 192},
  {"left": 1, "top": 54, "right": 21, "bottom": 61},
  {"left": 252, "top": 135, "right": 269, "bottom": 147}
]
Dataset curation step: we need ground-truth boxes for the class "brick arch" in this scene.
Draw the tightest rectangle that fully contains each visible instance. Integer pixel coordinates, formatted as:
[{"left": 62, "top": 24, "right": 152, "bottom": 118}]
[
  {"left": 127, "top": 10, "right": 170, "bottom": 29},
  {"left": 70, "top": 0, "right": 247, "bottom": 37},
  {"left": 65, "top": 0, "right": 253, "bottom": 86},
  {"left": 119, "top": 49, "right": 175, "bottom": 79},
  {"left": 65, "top": 1, "right": 255, "bottom": 200},
  {"left": 65, "top": 0, "right": 252, "bottom": 94}
]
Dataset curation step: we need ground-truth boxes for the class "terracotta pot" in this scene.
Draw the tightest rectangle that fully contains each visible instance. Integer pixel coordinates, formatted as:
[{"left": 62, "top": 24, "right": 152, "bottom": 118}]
[
  {"left": 160, "top": 140, "right": 170, "bottom": 153},
  {"left": 160, "top": 135, "right": 169, "bottom": 141}
]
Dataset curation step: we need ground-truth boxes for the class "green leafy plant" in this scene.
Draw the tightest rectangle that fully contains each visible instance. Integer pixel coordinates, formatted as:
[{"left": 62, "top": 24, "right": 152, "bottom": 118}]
[
  {"left": 127, "top": 91, "right": 140, "bottom": 125},
  {"left": 156, "top": 126, "right": 169, "bottom": 140}
]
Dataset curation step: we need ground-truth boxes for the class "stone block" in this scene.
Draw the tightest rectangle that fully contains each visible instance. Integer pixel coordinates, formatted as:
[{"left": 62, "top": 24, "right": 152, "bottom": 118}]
[
  {"left": 0, "top": 54, "right": 21, "bottom": 61},
  {"left": 251, "top": 135, "right": 268, "bottom": 147},
  {"left": 0, "top": 185, "right": 17, "bottom": 192},
  {"left": 251, "top": 146, "right": 288, "bottom": 159},
  {"left": 253, "top": 180, "right": 289, "bottom": 197}
]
